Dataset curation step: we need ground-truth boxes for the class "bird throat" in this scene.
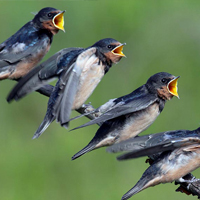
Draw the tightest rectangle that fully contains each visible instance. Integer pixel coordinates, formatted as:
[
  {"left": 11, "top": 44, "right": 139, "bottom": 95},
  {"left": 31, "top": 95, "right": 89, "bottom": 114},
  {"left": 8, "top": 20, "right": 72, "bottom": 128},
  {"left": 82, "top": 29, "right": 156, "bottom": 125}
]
[{"left": 157, "top": 86, "right": 173, "bottom": 100}]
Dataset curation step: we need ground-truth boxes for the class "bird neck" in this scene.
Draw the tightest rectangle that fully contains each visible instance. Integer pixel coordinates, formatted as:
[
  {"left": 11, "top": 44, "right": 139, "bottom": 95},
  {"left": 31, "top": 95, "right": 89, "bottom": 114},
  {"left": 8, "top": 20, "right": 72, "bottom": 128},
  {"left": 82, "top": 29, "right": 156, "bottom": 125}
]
[
  {"left": 145, "top": 84, "right": 166, "bottom": 111},
  {"left": 96, "top": 50, "right": 112, "bottom": 74},
  {"left": 145, "top": 83, "right": 157, "bottom": 96},
  {"left": 32, "top": 15, "right": 42, "bottom": 28},
  {"left": 146, "top": 83, "right": 172, "bottom": 101},
  {"left": 31, "top": 21, "right": 53, "bottom": 43},
  {"left": 158, "top": 99, "right": 165, "bottom": 113}
]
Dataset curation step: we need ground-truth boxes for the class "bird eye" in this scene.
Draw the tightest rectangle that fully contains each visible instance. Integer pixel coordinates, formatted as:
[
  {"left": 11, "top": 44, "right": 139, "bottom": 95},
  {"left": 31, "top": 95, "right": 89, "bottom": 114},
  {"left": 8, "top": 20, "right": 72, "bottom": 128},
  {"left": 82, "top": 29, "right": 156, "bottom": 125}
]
[
  {"left": 48, "top": 13, "right": 53, "bottom": 18},
  {"left": 161, "top": 78, "right": 167, "bottom": 83},
  {"left": 107, "top": 45, "right": 112, "bottom": 49}
]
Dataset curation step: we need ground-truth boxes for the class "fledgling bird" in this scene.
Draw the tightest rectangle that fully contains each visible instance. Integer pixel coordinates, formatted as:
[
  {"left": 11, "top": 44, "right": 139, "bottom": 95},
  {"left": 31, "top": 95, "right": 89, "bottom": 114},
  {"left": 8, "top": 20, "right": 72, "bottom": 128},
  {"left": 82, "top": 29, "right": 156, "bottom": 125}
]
[
  {"left": 0, "top": 7, "right": 65, "bottom": 80},
  {"left": 113, "top": 127, "right": 200, "bottom": 200},
  {"left": 7, "top": 38, "right": 126, "bottom": 139},
  {"left": 71, "top": 72, "right": 180, "bottom": 160}
]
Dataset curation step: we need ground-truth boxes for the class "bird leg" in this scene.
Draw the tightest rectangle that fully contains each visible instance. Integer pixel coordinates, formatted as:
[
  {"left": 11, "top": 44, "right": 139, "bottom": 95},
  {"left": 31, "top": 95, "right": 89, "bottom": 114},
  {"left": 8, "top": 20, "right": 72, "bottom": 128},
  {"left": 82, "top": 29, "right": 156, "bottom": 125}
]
[
  {"left": 177, "top": 176, "right": 199, "bottom": 184},
  {"left": 76, "top": 103, "right": 102, "bottom": 122}
]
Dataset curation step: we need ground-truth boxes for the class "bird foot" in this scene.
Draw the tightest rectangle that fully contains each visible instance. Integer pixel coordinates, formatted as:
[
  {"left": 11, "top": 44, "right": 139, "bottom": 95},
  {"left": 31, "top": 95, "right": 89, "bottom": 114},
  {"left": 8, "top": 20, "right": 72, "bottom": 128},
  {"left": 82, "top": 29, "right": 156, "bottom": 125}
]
[
  {"left": 178, "top": 176, "right": 199, "bottom": 184},
  {"left": 145, "top": 158, "right": 154, "bottom": 165},
  {"left": 176, "top": 185, "right": 192, "bottom": 195},
  {"left": 82, "top": 103, "right": 96, "bottom": 113}
]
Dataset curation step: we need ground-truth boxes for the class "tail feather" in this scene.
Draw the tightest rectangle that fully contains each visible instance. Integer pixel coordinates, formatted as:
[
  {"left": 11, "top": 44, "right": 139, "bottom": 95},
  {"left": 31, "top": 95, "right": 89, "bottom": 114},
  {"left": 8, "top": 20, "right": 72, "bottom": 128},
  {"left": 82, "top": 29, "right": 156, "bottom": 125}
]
[
  {"left": 72, "top": 143, "right": 96, "bottom": 160},
  {"left": 32, "top": 115, "right": 55, "bottom": 139},
  {"left": 121, "top": 178, "right": 149, "bottom": 200}
]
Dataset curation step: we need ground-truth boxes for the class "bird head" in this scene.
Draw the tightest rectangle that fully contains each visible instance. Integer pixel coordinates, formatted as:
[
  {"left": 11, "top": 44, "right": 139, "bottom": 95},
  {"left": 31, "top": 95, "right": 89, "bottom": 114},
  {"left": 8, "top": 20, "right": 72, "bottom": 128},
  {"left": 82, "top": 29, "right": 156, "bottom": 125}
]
[
  {"left": 33, "top": 7, "right": 65, "bottom": 34},
  {"left": 92, "top": 38, "right": 126, "bottom": 64},
  {"left": 146, "top": 72, "right": 180, "bottom": 100}
]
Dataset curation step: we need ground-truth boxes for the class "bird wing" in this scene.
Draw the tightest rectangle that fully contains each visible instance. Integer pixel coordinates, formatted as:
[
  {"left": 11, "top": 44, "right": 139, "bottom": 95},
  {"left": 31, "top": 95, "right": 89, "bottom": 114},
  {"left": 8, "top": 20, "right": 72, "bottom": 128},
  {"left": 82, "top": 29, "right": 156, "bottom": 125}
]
[
  {"left": 0, "top": 45, "right": 45, "bottom": 69},
  {"left": 53, "top": 47, "right": 98, "bottom": 125},
  {"left": 115, "top": 131, "right": 200, "bottom": 160},
  {"left": 0, "top": 22, "right": 49, "bottom": 66},
  {"left": 53, "top": 62, "right": 78, "bottom": 125},
  {"left": 39, "top": 48, "right": 83, "bottom": 79},
  {"left": 71, "top": 86, "right": 158, "bottom": 130},
  {"left": 7, "top": 48, "right": 82, "bottom": 102},
  {"left": 0, "top": 37, "right": 48, "bottom": 67},
  {"left": 107, "top": 130, "right": 189, "bottom": 153}
]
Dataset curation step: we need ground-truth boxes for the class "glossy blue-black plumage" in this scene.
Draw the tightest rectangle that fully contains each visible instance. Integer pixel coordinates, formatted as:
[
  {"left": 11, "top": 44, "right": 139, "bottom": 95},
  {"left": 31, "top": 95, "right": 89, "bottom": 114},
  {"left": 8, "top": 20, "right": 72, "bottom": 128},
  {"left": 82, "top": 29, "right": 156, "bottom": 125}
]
[
  {"left": 112, "top": 127, "right": 200, "bottom": 160},
  {"left": 0, "top": 7, "right": 64, "bottom": 80},
  {"left": 7, "top": 38, "right": 125, "bottom": 138},
  {"left": 7, "top": 47, "right": 83, "bottom": 102},
  {"left": 0, "top": 22, "right": 52, "bottom": 64},
  {"left": 55, "top": 49, "right": 84, "bottom": 75},
  {"left": 32, "top": 38, "right": 125, "bottom": 138},
  {"left": 116, "top": 127, "right": 200, "bottom": 200},
  {"left": 71, "top": 72, "right": 179, "bottom": 160},
  {"left": 32, "top": 49, "right": 84, "bottom": 138},
  {"left": 8, "top": 38, "right": 123, "bottom": 101}
]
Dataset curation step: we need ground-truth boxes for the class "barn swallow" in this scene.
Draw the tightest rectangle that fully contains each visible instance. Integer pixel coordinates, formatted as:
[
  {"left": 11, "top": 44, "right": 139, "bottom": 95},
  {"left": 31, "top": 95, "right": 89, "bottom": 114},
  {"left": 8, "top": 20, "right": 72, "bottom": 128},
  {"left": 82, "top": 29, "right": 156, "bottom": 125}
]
[
  {"left": 0, "top": 7, "right": 65, "bottom": 80},
  {"left": 7, "top": 38, "right": 126, "bottom": 139},
  {"left": 113, "top": 127, "right": 200, "bottom": 200},
  {"left": 71, "top": 72, "right": 180, "bottom": 160}
]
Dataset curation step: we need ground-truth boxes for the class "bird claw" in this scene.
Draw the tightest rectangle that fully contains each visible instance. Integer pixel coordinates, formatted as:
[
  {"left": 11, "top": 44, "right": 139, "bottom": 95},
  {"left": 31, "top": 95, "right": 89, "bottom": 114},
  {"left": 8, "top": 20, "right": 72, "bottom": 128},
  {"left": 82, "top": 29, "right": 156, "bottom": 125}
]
[
  {"left": 145, "top": 158, "right": 154, "bottom": 165},
  {"left": 81, "top": 103, "right": 102, "bottom": 118},
  {"left": 82, "top": 103, "right": 96, "bottom": 113},
  {"left": 176, "top": 185, "right": 192, "bottom": 195},
  {"left": 178, "top": 176, "right": 199, "bottom": 184}
]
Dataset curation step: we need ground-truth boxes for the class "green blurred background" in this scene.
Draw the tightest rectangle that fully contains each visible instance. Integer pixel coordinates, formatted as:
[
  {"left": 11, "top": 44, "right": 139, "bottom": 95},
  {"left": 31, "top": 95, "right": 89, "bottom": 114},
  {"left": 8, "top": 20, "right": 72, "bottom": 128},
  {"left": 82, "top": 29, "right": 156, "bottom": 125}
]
[{"left": 0, "top": 0, "right": 200, "bottom": 200}]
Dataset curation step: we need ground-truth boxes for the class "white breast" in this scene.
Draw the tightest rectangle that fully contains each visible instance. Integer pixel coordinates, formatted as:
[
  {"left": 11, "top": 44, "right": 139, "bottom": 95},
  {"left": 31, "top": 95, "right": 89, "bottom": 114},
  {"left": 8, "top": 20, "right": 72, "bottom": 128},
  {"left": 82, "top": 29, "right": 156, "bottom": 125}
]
[
  {"left": 159, "top": 147, "right": 200, "bottom": 182},
  {"left": 72, "top": 59, "right": 105, "bottom": 109},
  {"left": 118, "top": 102, "right": 160, "bottom": 141}
]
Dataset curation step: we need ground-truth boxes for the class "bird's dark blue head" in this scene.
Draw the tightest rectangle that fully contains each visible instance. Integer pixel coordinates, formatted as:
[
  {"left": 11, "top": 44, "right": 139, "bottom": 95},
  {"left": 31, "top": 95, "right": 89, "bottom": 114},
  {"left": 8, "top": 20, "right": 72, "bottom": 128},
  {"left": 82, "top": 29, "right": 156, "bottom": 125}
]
[
  {"left": 92, "top": 38, "right": 126, "bottom": 64},
  {"left": 146, "top": 72, "right": 180, "bottom": 100},
  {"left": 33, "top": 7, "right": 65, "bottom": 34}
]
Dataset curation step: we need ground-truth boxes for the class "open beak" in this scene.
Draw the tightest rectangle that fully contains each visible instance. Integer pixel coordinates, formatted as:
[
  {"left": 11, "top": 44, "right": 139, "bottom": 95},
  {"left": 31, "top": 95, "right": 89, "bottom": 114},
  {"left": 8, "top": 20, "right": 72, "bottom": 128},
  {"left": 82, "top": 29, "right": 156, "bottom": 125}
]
[
  {"left": 53, "top": 10, "right": 65, "bottom": 32},
  {"left": 111, "top": 43, "right": 126, "bottom": 57},
  {"left": 167, "top": 76, "right": 180, "bottom": 98}
]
